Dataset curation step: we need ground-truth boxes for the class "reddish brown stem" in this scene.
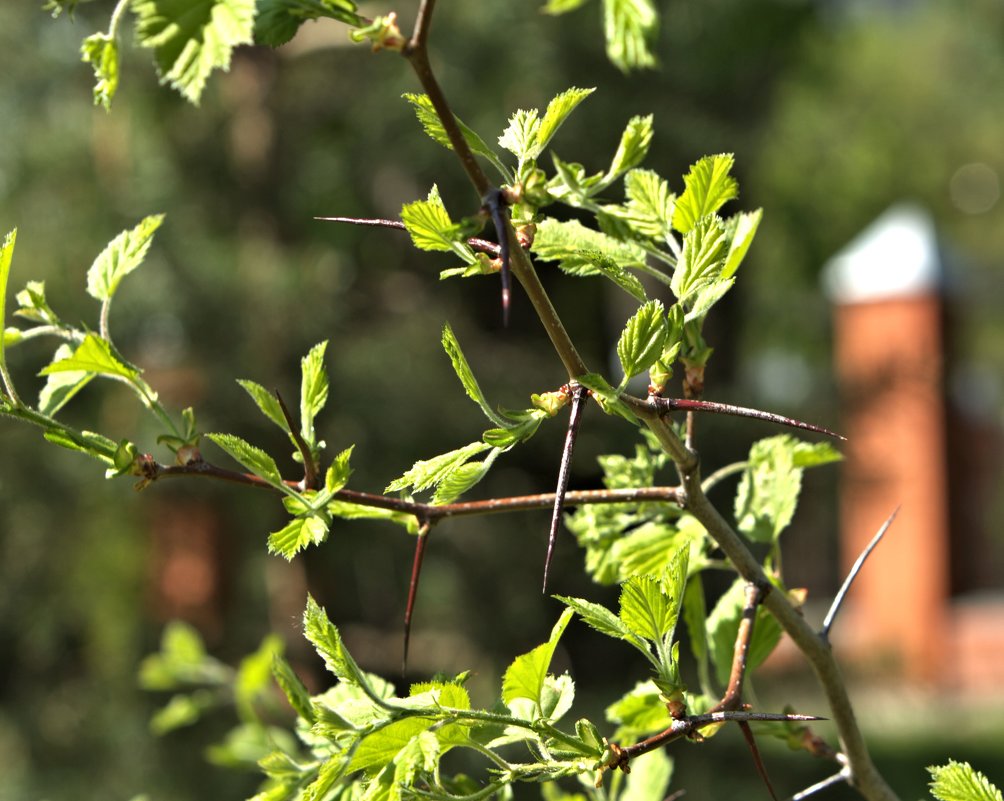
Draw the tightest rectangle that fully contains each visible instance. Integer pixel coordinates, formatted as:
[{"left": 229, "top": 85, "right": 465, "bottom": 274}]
[
  {"left": 403, "top": 521, "right": 432, "bottom": 673},
  {"left": 650, "top": 396, "right": 845, "bottom": 441}
]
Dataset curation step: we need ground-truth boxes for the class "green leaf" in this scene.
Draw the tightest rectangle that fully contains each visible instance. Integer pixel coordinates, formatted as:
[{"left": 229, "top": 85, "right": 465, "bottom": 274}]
[
  {"left": 37, "top": 344, "right": 94, "bottom": 416},
  {"left": 929, "top": 761, "right": 1003, "bottom": 801},
  {"left": 303, "top": 595, "right": 367, "bottom": 686},
  {"left": 350, "top": 719, "right": 435, "bottom": 775},
  {"left": 603, "top": 114, "right": 654, "bottom": 185},
  {"left": 268, "top": 514, "right": 330, "bottom": 560},
  {"left": 431, "top": 448, "right": 501, "bottom": 504},
  {"left": 606, "top": 680, "right": 672, "bottom": 742},
  {"left": 683, "top": 278, "right": 734, "bottom": 323},
  {"left": 498, "top": 109, "right": 541, "bottom": 163},
  {"left": 150, "top": 690, "right": 217, "bottom": 734},
  {"left": 671, "top": 215, "right": 728, "bottom": 305},
  {"left": 272, "top": 654, "right": 316, "bottom": 725},
  {"left": 402, "top": 94, "right": 511, "bottom": 181},
  {"left": 531, "top": 218, "right": 648, "bottom": 301},
  {"left": 557, "top": 595, "right": 642, "bottom": 646},
  {"left": 624, "top": 749, "right": 674, "bottom": 801},
  {"left": 0, "top": 230, "right": 15, "bottom": 401},
  {"left": 385, "top": 441, "right": 491, "bottom": 494},
  {"left": 234, "top": 634, "right": 284, "bottom": 723},
  {"left": 206, "top": 432, "right": 284, "bottom": 487},
  {"left": 672, "top": 154, "right": 738, "bottom": 234},
  {"left": 616, "top": 300, "right": 667, "bottom": 380},
  {"left": 138, "top": 620, "right": 232, "bottom": 690},
  {"left": 619, "top": 574, "right": 672, "bottom": 642},
  {"left": 734, "top": 435, "right": 804, "bottom": 544},
  {"left": 86, "top": 214, "right": 164, "bottom": 301},
  {"left": 237, "top": 379, "right": 289, "bottom": 432},
  {"left": 440, "top": 324, "right": 508, "bottom": 427},
  {"left": 502, "top": 607, "right": 574, "bottom": 708},
  {"left": 401, "top": 186, "right": 476, "bottom": 265},
  {"left": 39, "top": 333, "right": 139, "bottom": 381},
  {"left": 14, "top": 280, "right": 59, "bottom": 325},
  {"left": 253, "top": 0, "right": 362, "bottom": 47},
  {"left": 300, "top": 340, "right": 329, "bottom": 447},
  {"left": 603, "top": 0, "right": 658, "bottom": 71},
  {"left": 542, "top": 0, "right": 590, "bottom": 13},
  {"left": 535, "top": 87, "right": 595, "bottom": 157},
  {"left": 324, "top": 446, "right": 354, "bottom": 493},
  {"left": 132, "top": 0, "right": 256, "bottom": 105},
  {"left": 81, "top": 32, "right": 120, "bottom": 110},
  {"left": 791, "top": 440, "right": 844, "bottom": 468},
  {"left": 682, "top": 575, "right": 712, "bottom": 696},
  {"left": 721, "top": 209, "right": 762, "bottom": 280},
  {"left": 615, "top": 169, "right": 675, "bottom": 240}
]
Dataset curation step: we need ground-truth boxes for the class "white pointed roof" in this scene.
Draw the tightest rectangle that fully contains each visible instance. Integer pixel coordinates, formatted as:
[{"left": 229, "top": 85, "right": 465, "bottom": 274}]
[{"left": 823, "top": 203, "right": 943, "bottom": 303}]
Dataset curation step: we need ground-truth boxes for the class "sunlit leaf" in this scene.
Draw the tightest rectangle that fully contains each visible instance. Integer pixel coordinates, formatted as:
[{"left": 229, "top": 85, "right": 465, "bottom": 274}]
[
  {"left": 401, "top": 186, "right": 477, "bottom": 265},
  {"left": 929, "top": 761, "right": 1002, "bottom": 801},
  {"left": 39, "top": 333, "right": 139, "bottom": 380},
  {"left": 300, "top": 340, "right": 329, "bottom": 447},
  {"left": 206, "top": 432, "right": 284, "bottom": 487},
  {"left": 603, "top": 0, "right": 658, "bottom": 71},
  {"left": 616, "top": 299, "right": 667, "bottom": 380},
  {"left": 132, "top": 0, "right": 256, "bottom": 105},
  {"left": 402, "top": 93, "right": 511, "bottom": 180},
  {"left": 81, "top": 32, "right": 119, "bottom": 110},
  {"left": 86, "top": 214, "right": 164, "bottom": 301},
  {"left": 672, "top": 154, "right": 738, "bottom": 234},
  {"left": 268, "top": 514, "right": 330, "bottom": 560},
  {"left": 603, "top": 114, "right": 654, "bottom": 184},
  {"left": 502, "top": 608, "right": 573, "bottom": 709}
]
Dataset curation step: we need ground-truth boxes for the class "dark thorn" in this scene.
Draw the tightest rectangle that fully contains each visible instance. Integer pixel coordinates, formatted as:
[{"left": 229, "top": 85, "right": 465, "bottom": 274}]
[
  {"left": 543, "top": 384, "right": 587, "bottom": 592},
  {"left": 403, "top": 524, "right": 431, "bottom": 675},
  {"left": 738, "top": 720, "right": 779, "bottom": 801},
  {"left": 274, "top": 388, "right": 318, "bottom": 490},
  {"left": 650, "top": 396, "right": 845, "bottom": 441},
  {"left": 482, "top": 188, "right": 511, "bottom": 327}
]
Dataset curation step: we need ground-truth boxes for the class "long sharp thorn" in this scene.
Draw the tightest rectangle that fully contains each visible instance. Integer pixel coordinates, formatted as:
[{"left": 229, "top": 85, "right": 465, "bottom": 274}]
[
  {"left": 543, "top": 384, "right": 587, "bottom": 593},
  {"left": 821, "top": 506, "right": 900, "bottom": 640},
  {"left": 652, "top": 397, "right": 845, "bottom": 441},
  {"left": 403, "top": 523, "right": 431, "bottom": 674},
  {"left": 315, "top": 215, "right": 406, "bottom": 229},
  {"left": 738, "top": 721, "right": 779, "bottom": 801}
]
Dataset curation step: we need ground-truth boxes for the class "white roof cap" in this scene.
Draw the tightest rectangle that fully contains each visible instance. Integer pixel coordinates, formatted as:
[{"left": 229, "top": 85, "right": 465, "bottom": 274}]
[{"left": 823, "top": 203, "right": 943, "bottom": 303}]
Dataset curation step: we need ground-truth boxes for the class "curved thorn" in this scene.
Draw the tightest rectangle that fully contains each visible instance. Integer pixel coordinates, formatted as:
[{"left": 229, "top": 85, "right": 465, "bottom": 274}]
[
  {"left": 821, "top": 506, "right": 900, "bottom": 640},
  {"left": 403, "top": 521, "right": 432, "bottom": 674},
  {"left": 543, "top": 384, "right": 587, "bottom": 593},
  {"left": 650, "top": 396, "right": 845, "bottom": 441}
]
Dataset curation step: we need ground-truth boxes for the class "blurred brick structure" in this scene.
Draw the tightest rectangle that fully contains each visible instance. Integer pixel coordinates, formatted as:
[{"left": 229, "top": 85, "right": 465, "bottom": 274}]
[{"left": 824, "top": 205, "right": 1004, "bottom": 689}]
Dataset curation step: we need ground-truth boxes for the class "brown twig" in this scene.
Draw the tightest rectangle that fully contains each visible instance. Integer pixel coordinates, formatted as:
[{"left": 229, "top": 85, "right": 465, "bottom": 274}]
[
  {"left": 607, "top": 711, "right": 824, "bottom": 771},
  {"left": 147, "top": 458, "right": 682, "bottom": 519},
  {"left": 542, "top": 383, "right": 586, "bottom": 592}
]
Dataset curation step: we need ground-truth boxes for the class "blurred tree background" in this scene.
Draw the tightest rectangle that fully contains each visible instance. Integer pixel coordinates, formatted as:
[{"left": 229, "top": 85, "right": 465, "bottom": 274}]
[{"left": 0, "top": 1, "right": 1002, "bottom": 799}]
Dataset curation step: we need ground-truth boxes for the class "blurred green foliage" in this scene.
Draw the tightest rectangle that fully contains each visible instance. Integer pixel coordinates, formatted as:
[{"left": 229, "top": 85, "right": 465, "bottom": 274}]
[{"left": 1, "top": 1, "right": 1002, "bottom": 798}]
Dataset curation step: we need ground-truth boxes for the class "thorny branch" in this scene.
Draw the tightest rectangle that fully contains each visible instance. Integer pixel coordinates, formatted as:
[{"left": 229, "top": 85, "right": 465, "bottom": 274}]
[{"left": 389, "top": 8, "right": 896, "bottom": 796}]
